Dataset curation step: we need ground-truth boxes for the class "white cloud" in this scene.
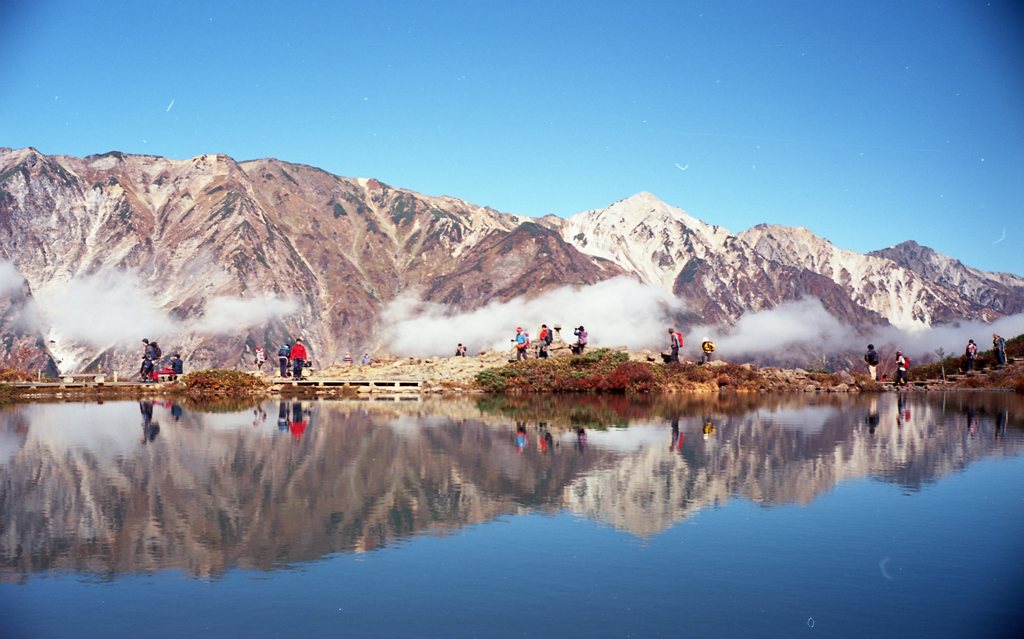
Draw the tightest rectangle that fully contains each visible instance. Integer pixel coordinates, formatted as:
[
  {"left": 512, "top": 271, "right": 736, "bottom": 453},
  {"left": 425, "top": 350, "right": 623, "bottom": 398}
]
[
  {"left": 33, "top": 269, "right": 300, "bottom": 346},
  {"left": 685, "top": 296, "right": 1024, "bottom": 363},
  {"left": 34, "top": 270, "right": 175, "bottom": 346},
  {"left": 877, "top": 312, "right": 1024, "bottom": 358},
  {"left": 193, "top": 295, "right": 300, "bottom": 334},
  {"left": 0, "top": 260, "right": 25, "bottom": 295},
  {"left": 686, "top": 298, "right": 859, "bottom": 359},
  {"left": 380, "top": 276, "right": 684, "bottom": 356}
]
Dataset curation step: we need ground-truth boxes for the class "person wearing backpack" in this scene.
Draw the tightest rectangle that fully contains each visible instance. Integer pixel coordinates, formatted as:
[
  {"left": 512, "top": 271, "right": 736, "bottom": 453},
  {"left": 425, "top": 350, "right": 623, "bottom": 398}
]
[
  {"left": 864, "top": 344, "right": 880, "bottom": 380},
  {"left": 278, "top": 343, "right": 291, "bottom": 378},
  {"left": 964, "top": 339, "right": 978, "bottom": 372},
  {"left": 993, "top": 333, "right": 1007, "bottom": 366},
  {"left": 666, "top": 328, "right": 682, "bottom": 363},
  {"left": 142, "top": 338, "right": 162, "bottom": 362},
  {"left": 700, "top": 337, "right": 716, "bottom": 365},
  {"left": 513, "top": 327, "right": 529, "bottom": 361},
  {"left": 895, "top": 351, "right": 909, "bottom": 387},
  {"left": 289, "top": 338, "right": 308, "bottom": 379},
  {"left": 537, "top": 324, "right": 552, "bottom": 358}
]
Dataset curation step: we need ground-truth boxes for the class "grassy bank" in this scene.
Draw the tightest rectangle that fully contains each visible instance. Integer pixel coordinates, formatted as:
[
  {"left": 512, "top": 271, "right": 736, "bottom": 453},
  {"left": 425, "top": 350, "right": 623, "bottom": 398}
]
[
  {"left": 180, "top": 369, "right": 270, "bottom": 398},
  {"left": 475, "top": 349, "right": 796, "bottom": 394}
]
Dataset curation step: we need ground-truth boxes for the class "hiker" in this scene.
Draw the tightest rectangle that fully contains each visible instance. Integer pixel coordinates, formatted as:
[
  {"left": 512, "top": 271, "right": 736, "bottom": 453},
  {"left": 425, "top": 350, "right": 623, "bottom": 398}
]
[
  {"left": 895, "top": 351, "right": 908, "bottom": 387},
  {"left": 139, "top": 355, "right": 154, "bottom": 383},
  {"left": 361, "top": 352, "right": 371, "bottom": 365},
  {"left": 169, "top": 353, "right": 184, "bottom": 380},
  {"left": 993, "top": 333, "right": 1007, "bottom": 366},
  {"left": 254, "top": 346, "right": 266, "bottom": 371},
  {"left": 571, "top": 326, "right": 588, "bottom": 355},
  {"left": 290, "top": 338, "right": 308, "bottom": 379},
  {"left": 864, "top": 344, "right": 879, "bottom": 380},
  {"left": 964, "top": 339, "right": 978, "bottom": 372},
  {"left": 455, "top": 343, "right": 467, "bottom": 357},
  {"left": 537, "top": 324, "right": 553, "bottom": 358},
  {"left": 142, "top": 338, "right": 162, "bottom": 364},
  {"left": 277, "top": 343, "right": 291, "bottom": 377},
  {"left": 513, "top": 327, "right": 529, "bottom": 361},
  {"left": 343, "top": 352, "right": 354, "bottom": 364},
  {"left": 700, "top": 337, "right": 716, "bottom": 365},
  {"left": 665, "top": 328, "right": 682, "bottom": 364}
]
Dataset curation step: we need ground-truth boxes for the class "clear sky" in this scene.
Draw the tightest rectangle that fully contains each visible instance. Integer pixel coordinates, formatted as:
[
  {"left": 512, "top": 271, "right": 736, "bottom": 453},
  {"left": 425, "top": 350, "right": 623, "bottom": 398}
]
[{"left": 2, "top": 0, "right": 1022, "bottom": 274}]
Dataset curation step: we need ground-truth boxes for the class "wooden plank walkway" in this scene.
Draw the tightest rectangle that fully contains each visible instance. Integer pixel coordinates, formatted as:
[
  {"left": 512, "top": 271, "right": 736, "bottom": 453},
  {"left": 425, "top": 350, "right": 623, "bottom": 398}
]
[
  {"left": 7, "top": 377, "right": 425, "bottom": 392},
  {"left": 275, "top": 378, "right": 421, "bottom": 388}
]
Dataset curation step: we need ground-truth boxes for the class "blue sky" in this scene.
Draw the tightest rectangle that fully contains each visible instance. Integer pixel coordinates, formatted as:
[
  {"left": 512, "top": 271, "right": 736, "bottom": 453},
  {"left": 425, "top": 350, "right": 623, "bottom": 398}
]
[{"left": 1, "top": 0, "right": 1022, "bottom": 274}]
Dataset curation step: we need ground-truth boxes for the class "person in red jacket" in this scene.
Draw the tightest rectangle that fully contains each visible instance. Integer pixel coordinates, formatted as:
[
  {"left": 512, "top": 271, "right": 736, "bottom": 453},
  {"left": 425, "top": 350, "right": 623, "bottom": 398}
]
[{"left": 289, "top": 338, "right": 309, "bottom": 379}]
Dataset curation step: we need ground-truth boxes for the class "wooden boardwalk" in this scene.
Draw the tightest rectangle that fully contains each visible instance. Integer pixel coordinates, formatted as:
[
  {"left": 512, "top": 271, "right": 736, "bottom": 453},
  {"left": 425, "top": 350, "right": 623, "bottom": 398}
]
[
  {"left": 7, "top": 377, "right": 425, "bottom": 393},
  {"left": 274, "top": 378, "right": 423, "bottom": 390}
]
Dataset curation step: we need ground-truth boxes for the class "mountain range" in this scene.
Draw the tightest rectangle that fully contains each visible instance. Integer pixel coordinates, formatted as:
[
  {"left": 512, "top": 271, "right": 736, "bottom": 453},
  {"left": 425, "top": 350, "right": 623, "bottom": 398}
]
[{"left": 1, "top": 147, "right": 1021, "bottom": 373}]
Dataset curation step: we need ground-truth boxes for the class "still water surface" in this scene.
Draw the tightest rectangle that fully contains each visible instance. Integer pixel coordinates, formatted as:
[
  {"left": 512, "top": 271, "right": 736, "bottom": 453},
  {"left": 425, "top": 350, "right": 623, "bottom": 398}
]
[{"left": 1, "top": 393, "right": 1022, "bottom": 637}]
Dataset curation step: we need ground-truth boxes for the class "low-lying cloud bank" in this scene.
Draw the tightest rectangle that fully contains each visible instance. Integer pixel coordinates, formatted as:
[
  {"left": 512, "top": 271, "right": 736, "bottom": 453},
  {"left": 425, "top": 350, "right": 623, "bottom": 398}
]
[
  {"left": 686, "top": 299, "right": 859, "bottom": 359},
  {"left": 687, "top": 298, "right": 1024, "bottom": 363},
  {"left": 382, "top": 279, "right": 1024, "bottom": 362},
  {"left": 380, "top": 276, "right": 685, "bottom": 356},
  {"left": 31, "top": 269, "right": 298, "bottom": 346}
]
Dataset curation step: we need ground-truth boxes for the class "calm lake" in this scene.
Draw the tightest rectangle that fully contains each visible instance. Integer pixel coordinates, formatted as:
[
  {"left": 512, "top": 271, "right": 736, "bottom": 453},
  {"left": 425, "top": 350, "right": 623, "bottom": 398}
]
[{"left": 1, "top": 393, "right": 1022, "bottom": 638}]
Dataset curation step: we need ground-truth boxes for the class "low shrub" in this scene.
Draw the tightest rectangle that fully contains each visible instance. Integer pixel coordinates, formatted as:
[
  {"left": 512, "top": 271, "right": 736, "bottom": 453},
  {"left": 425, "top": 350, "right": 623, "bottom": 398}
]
[
  {"left": 607, "top": 361, "right": 656, "bottom": 393},
  {"left": 0, "top": 368, "right": 34, "bottom": 382},
  {"left": 181, "top": 369, "right": 269, "bottom": 397}
]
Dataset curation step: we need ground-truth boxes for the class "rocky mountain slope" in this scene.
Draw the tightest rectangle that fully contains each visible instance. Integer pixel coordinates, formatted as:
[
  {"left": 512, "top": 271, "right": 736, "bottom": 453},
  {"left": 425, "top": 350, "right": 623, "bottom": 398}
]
[{"left": 1, "top": 147, "right": 1020, "bottom": 373}]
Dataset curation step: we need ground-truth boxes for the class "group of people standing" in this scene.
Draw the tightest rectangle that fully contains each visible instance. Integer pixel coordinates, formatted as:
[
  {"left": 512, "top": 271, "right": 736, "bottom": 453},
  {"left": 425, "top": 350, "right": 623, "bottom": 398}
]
[
  {"left": 865, "top": 332, "right": 1010, "bottom": 386},
  {"left": 276, "top": 339, "right": 308, "bottom": 379},
  {"left": 965, "top": 333, "right": 1008, "bottom": 371},
  {"left": 864, "top": 345, "right": 911, "bottom": 387},
  {"left": 510, "top": 324, "right": 575, "bottom": 360}
]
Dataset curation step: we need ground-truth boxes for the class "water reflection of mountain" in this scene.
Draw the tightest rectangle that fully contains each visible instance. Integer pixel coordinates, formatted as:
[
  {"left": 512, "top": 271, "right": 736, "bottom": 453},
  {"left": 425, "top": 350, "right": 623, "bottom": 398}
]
[{"left": 0, "top": 393, "right": 1020, "bottom": 580}]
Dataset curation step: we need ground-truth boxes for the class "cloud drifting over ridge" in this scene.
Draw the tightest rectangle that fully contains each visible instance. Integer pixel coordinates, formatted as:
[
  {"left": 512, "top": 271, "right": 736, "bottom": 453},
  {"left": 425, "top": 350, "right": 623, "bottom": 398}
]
[
  {"left": 380, "top": 276, "right": 685, "bottom": 356},
  {"left": 687, "top": 297, "right": 1024, "bottom": 362},
  {"left": 33, "top": 269, "right": 298, "bottom": 346},
  {"left": 686, "top": 298, "right": 860, "bottom": 359}
]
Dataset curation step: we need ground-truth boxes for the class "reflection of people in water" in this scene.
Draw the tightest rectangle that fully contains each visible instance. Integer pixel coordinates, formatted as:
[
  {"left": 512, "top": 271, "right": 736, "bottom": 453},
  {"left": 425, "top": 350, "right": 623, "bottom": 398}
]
[
  {"left": 514, "top": 422, "right": 528, "bottom": 454},
  {"left": 252, "top": 406, "right": 267, "bottom": 428},
  {"left": 702, "top": 420, "right": 716, "bottom": 440},
  {"left": 170, "top": 403, "right": 183, "bottom": 422},
  {"left": 867, "top": 398, "right": 880, "bottom": 435},
  {"left": 537, "top": 423, "right": 554, "bottom": 454},
  {"left": 670, "top": 417, "right": 684, "bottom": 452},
  {"left": 966, "top": 406, "right": 978, "bottom": 436},
  {"left": 896, "top": 393, "right": 910, "bottom": 428},
  {"left": 277, "top": 401, "right": 289, "bottom": 432},
  {"left": 139, "top": 400, "right": 160, "bottom": 444},
  {"left": 289, "top": 401, "right": 308, "bottom": 440},
  {"left": 995, "top": 410, "right": 1007, "bottom": 440},
  {"left": 574, "top": 427, "right": 587, "bottom": 452}
]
